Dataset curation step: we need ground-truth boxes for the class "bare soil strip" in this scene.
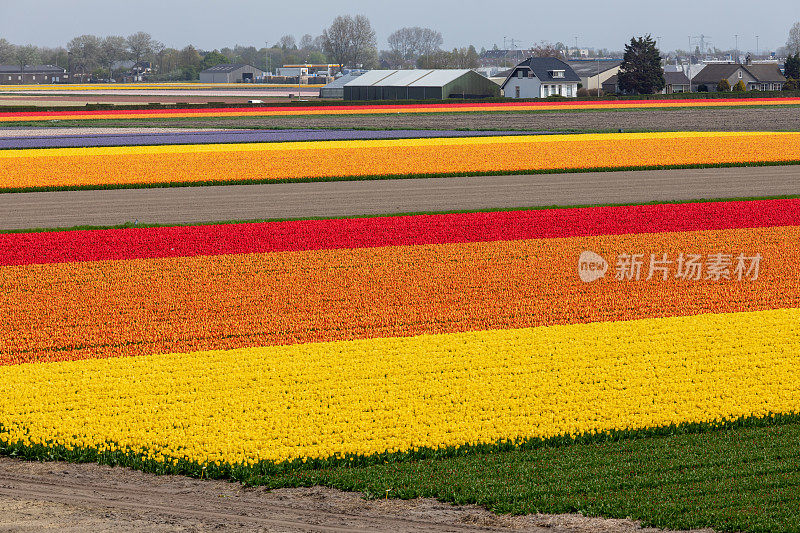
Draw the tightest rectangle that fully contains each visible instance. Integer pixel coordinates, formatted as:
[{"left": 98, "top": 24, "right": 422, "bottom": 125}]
[
  {"left": 1, "top": 166, "right": 798, "bottom": 231},
  {"left": 0, "top": 458, "right": 708, "bottom": 532}
]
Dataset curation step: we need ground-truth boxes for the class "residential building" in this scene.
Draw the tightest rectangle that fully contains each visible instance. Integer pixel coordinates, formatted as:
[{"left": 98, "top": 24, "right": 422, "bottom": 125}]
[
  {"left": 663, "top": 71, "right": 691, "bottom": 94},
  {"left": 0, "top": 65, "right": 66, "bottom": 84},
  {"left": 690, "top": 63, "right": 785, "bottom": 91},
  {"left": 567, "top": 60, "right": 622, "bottom": 91},
  {"left": 500, "top": 57, "right": 580, "bottom": 98},
  {"left": 343, "top": 70, "right": 500, "bottom": 100}
]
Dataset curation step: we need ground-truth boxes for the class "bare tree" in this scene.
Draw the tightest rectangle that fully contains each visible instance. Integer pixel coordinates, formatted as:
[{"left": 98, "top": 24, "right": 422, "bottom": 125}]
[
  {"left": 321, "top": 15, "right": 377, "bottom": 71},
  {"left": 0, "top": 38, "right": 15, "bottom": 63},
  {"left": 530, "top": 41, "right": 566, "bottom": 60},
  {"left": 387, "top": 26, "right": 443, "bottom": 67},
  {"left": 67, "top": 35, "right": 101, "bottom": 79},
  {"left": 98, "top": 35, "right": 128, "bottom": 79},
  {"left": 788, "top": 22, "right": 800, "bottom": 55},
  {"left": 278, "top": 35, "right": 297, "bottom": 50},
  {"left": 16, "top": 44, "right": 40, "bottom": 73},
  {"left": 299, "top": 34, "right": 316, "bottom": 51},
  {"left": 127, "top": 31, "right": 155, "bottom": 67}
]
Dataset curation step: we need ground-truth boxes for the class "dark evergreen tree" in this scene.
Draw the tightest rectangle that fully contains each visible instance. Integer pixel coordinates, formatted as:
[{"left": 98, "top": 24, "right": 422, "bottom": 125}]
[
  {"left": 617, "top": 35, "right": 665, "bottom": 94},
  {"left": 784, "top": 53, "right": 800, "bottom": 80}
]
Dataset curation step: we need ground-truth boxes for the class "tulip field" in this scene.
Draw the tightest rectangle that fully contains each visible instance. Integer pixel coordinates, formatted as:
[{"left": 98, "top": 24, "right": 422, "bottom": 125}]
[
  {"left": 2, "top": 131, "right": 800, "bottom": 192},
  {"left": 2, "top": 198, "right": 800, "bottom": 473},
  {"left": 2, "top": 96, "right": 800, "bottom": 123}
]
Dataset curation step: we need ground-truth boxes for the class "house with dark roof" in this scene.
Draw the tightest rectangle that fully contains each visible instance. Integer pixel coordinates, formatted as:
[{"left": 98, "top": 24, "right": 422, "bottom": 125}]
[
  {"left": 663, "top": 71, "right": 691, "bottom": 94},
  {"left": 0, "top": 65, "right": 66, "bottom": 84},
  {"left": 567, "top": 60, "right": 622, "bottom": 93},
  {"left": 690, "top": 63, "right": 785, "bottom": 91},
  {"left": 199, "top": 64, "right": 266, "bottom": 83},
  {"left": 501, "top": 57, "right": 581, "bottom": 98}
]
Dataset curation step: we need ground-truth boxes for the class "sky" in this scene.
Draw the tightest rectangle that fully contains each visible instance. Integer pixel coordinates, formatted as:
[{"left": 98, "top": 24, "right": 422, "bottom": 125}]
[{"left": 1, "top": 0, "right": 798, "bottom": 53}]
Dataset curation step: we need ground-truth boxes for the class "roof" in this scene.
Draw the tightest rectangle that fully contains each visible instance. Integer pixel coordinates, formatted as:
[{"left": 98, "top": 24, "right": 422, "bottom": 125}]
[
  {"left": 500, "top": 57, "right": 581, "bottom": 89},
  {"left": 321, "top": 73, "right": 361, "bottom": 90},
  {"left": 602, "top": 74, "right": 619, "bottom": 87},
  {"left": 691, "top": 64, "right": 752, "bottom": 83},
  {"left": 343, "top": 69, "right": 478, "bottom": 88},
  {"left": 566, "top": 60, "right": 622, "bottom": 77},
  {"left": 663, "top": 71, "right": 690, "bottom": 85},
  {"left": 743, "top": 64, "right": 786, "bottom": 83},
  {"left": 200, "top": 63, "right": 260, "bottom": 74},
  {"left": 0, "top": 64, "right": 65, "bottom": 73}
]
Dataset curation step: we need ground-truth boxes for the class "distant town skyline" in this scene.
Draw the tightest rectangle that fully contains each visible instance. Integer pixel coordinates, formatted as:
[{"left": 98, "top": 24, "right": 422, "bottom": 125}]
[{"left": 1, "top": 0, "right": 798, "bottom": 54}]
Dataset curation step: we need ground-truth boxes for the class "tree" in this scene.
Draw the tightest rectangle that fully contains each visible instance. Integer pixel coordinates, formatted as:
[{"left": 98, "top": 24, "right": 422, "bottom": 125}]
[
  {"left": 788, "top": 22, "right": 800, "bottom": 55},
  {"left": 732, "top": 80, "right": 746, "bottom": 92},
  {"left": 530, "top": 41, "right": 565, "bottom": 60},
  {"left": 785, "top": 53, "right": 800, "bottom": 79},
  {"left": 617, "top": 35, "right": 665, "bottom": 94},
  {"left": 278, "top": 35, "right": 296, "bottom": 50},
  {"left": 299, "top": 34, "right": 316, "bottom": 51},
  {"left": 67, "top": 35, "right": 100, "bottom": 79},
  {"left": 98, "top": 36, "right": 128, "bottom": 80},
  {"left": 201, "top": 50, "right": 230, "bottom": 70},
  {"left": 0, "top": 38, "right": 15, "bottom": 63},
  {"left": 321, "top": 15, "right": 377, "bottom": 71},
  {"left": 127, "top": 31, "right": 155, "bottom": 67},
  {"left": 387, "top": 26, "right": 443, "bottom": 68},
  {"left": 15, "top": 44, "right": 39, "bottom": 72},
  {"left": 717, "top": 78, "right": 731, "bottom": 92}
]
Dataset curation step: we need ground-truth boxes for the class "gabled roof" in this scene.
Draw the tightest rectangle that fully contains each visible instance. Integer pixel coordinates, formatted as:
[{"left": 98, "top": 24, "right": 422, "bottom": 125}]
[
  {"left": 692, "top": 64, "right": 754, "bottom": 84},
  {"left": 566, "top": 60, "right": 622, "bottom": 77},
  {"left": 743, "top": 64, "right": 786, "bottom": 83},
  {"left": 343, "top": 69, "right": 477, "bottom": 88},
  {"left": 321, "top": 73, "right": 361, "bottom": 90},
  {"left": 200, "top": 63, "right": 259, "bottom": 73},
  {"left": 500, "top": 57, "right": 581, "bottom": 89},
  {"left": 0, "top": 64, "right": 65, "bottom": 74},
  {"left": 664, "top": 71, "right": 690, "bottom": 85}
]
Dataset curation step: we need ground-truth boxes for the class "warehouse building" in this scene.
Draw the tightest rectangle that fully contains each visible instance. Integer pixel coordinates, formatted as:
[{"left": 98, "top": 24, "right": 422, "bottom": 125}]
[
  {"left": 0, "top": 65, "right": 66, "bottom": 84},
  {"left": 199, "top": 64, "right": 266, "bottom": 83},
  {"left": 319, "top": 73, "right": 361, "bottom": 98},
  {"left": 343, "top": 69, "right": 500, "bottom": 101}
]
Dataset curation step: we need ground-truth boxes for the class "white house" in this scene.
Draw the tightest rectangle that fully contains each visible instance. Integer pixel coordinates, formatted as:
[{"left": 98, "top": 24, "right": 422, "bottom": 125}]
[{"left": 500, "top": 57, "right": 581, "bottom": 98}]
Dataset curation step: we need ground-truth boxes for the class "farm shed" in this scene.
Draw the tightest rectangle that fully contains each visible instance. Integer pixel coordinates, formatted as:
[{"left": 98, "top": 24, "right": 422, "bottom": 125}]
[
  {"left": 343, "top": 70, "right": 500, "bottom": 101},
  {"left": 0, "top": 65, "right": 66, "bottom": 84},
  {"left": 199, "top": 64, "right": 266, "bottom": 83},
  {"left": 319, "top": 73, "right": 361, "bottom": 98}
]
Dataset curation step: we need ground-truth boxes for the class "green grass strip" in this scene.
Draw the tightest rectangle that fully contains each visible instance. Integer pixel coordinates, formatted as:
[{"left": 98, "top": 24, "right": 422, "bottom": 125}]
[
  {"left": 2, "top": 159, "right": 800, "bottom": 195},
  {"left": 2, "top": 413, "right": 799, "bottom": 532}
]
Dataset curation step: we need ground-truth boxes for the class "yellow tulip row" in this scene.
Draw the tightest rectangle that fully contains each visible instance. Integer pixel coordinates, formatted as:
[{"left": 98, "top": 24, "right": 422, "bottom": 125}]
[{"left": 2, "top": 307, "right": 799, "bottom": 467}]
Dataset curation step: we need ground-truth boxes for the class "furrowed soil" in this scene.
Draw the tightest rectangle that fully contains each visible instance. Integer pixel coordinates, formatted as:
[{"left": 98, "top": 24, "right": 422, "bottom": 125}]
[
  {"left": 6, "top": 106, "right": 798, "bottom": 131},
  {"left": 0, "top": 457, "right": 711, "bottom": 533}
]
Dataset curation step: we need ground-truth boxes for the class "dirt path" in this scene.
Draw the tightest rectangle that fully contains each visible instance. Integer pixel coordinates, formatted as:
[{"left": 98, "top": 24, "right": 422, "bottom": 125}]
[
  {"left": 0, "top": 458, "right": 710, "bottom": 532},
  {"left": 2, "top": 165, "right": 798, "bottom": 230}
]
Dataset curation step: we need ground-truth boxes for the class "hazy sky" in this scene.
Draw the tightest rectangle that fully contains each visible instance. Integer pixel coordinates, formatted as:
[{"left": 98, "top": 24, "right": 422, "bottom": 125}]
[{"left": 1, "top": 0, "right": 798, "bottom": 53}]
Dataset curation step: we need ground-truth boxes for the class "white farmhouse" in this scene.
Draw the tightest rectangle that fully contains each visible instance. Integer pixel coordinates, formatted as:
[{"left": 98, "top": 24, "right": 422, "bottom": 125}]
[{"left": 500, "top": 57, "right": 581, "bottom": 98}]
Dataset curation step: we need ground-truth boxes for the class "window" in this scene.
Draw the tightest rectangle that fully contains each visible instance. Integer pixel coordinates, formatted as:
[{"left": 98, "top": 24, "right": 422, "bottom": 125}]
[
  {"left": 549, "top": 70, "right": 565, "bottom": 78},
  {"left": 515, "top": 86, "right": 520, "bottom": 98},
  {"left": 528, "top": 70, "right": 534, "bottom": 79},
  {"left": 738, "top": 70, "right": 743, "bottom": 78},
  {"left": 518, "top": 70, "right": 523, "bottom": 79}
]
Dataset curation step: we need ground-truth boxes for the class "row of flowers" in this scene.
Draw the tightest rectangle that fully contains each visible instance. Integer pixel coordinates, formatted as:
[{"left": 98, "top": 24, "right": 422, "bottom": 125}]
[
  {"left": 1, "top": 307, "right": 798, "bottom": 467},
  {"left": 2, "top": 132, "right": 800, "bottom": 190},
  {"left": 2, "top": 97, "right": 800, "bottom": 122},
  {"left": 2, "top": 225, "right": 797, "bottom": 365},
  {"left": 3, "top": 199, "right": 800, "bottom": 266}
]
